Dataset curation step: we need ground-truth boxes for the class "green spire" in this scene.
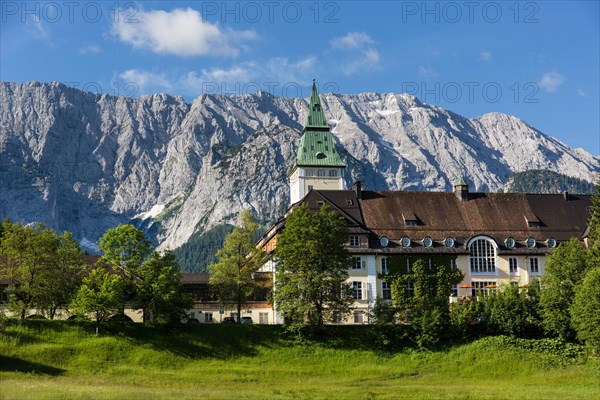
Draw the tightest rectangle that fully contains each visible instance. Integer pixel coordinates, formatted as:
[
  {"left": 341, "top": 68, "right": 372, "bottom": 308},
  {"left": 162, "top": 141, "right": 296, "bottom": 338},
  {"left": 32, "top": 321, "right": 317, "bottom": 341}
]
[
  {"left": 455, "top": 177, "right": 468, "bottom": 186},
  {"left": 304, "top": 80, "right": 328, "bottom": 129},
  {"left": 295, "top": 81, "right": 345, "bottom": 168}
]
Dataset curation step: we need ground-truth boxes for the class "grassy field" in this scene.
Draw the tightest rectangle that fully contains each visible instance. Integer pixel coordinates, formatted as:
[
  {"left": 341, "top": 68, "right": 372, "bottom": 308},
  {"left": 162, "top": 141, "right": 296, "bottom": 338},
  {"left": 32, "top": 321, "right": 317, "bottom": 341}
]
[{"left": 0, "top": 320, "right": 598, "bottom": 400}]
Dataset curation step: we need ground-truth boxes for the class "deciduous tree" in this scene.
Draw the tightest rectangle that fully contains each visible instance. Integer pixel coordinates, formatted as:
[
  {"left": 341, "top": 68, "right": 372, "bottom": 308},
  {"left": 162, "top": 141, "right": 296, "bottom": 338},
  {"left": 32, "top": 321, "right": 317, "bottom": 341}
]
[
  {"left": 570, "top": 267, "right": 600, "bottom": 354},
  {"left": 209, "top": 209, "right": 264, "bottom": 323},
  {"left": 135, "top": 251, "right": 193, "bottom": 324},
  {"left": 540, "top": 238, "right": 588, "bottom": 339},
  {"left": 71, "top": 267, "right": 125, "bottom": 335},
  {"left": 274, "top": 204, "right": 353, "bottom": 332}
]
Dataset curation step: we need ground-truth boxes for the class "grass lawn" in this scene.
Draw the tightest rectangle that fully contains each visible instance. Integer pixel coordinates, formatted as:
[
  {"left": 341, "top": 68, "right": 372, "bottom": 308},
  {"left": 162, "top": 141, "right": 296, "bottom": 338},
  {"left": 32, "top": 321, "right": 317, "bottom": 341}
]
[{"left": 0, "top": 320, "right": 598, "bottom": 399}]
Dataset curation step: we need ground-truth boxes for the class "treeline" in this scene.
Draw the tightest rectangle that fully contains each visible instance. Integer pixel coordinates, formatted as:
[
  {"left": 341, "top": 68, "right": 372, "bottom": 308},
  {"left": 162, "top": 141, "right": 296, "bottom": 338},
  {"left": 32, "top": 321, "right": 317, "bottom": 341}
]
[
  {"left": 504, "top": 169, "right": 595, "bottom": 194},
  {"left": 174, "top": 223, "right": 269, "bottom": 273},
  {"left": 0, "top": 221, "right": 192, "bottom": 333}
]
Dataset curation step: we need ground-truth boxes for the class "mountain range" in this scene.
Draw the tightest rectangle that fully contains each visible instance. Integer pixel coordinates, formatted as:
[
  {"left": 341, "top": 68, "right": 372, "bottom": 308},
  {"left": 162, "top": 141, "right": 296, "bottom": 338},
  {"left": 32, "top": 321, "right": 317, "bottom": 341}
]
[{"left": 1, "top": 81, "right": 598, "bottom": 254}]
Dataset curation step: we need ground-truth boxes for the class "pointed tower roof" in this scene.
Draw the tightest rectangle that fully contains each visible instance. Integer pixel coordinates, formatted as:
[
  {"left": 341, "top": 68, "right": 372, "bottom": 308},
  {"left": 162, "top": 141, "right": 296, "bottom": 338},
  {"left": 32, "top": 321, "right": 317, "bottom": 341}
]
[
  {"left": 304, "top": 81, "right": 328, "bottom": 129},
  {"left": 295, "top": 81, "right": 345, "bottom": 168}
]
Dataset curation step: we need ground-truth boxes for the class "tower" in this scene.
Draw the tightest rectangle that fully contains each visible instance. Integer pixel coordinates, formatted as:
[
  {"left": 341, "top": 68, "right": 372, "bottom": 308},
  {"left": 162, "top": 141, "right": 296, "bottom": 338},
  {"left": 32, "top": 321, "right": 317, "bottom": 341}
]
[{"left": 288, "top": 82, "right": 346, "bottom": 204}]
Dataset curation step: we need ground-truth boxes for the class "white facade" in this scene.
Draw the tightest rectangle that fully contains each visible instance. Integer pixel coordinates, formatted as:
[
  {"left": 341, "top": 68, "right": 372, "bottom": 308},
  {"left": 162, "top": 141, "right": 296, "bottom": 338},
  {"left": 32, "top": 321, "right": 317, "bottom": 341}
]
[{"left": 289, "top": 166, "right": 345, "bottom": 205}]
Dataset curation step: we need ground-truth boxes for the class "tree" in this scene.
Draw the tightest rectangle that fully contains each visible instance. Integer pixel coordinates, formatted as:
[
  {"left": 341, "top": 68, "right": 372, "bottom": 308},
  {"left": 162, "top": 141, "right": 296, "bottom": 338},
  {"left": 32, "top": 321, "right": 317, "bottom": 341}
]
[
  {"left": 389, "top": 256, "right": 463, "bottom": 348},
  {"left": 0, "top": 222, "right": 59, "bottom": 319},
  {"left": 34, "top": 232, "right": 87, "bottom": 319},
  {"left": 274, "top": 204, "right": 353, "bottom": 332},
  {"left": 135, "top": 251, "right": 193, "bottom": 324},
  {"left": 587, "top": 177, "right": 600, "bottom": 243},
  {"left": 570, "top": 267, "right": 600, "bottom": 354},
  {"left": 481, "top": 284, "right": 529, "bottom": 337},
  {"left": 98, "top": 224, "right": 152, "bottom": 310},
  {"left": 71, "top": 268, "right": 125, "bottom": 335},
  {"left": 540, "top": 238, "right": 588, "bottom": 339},
  {"left": 209, "top": 209, "right": 264, "bottom": 323}
]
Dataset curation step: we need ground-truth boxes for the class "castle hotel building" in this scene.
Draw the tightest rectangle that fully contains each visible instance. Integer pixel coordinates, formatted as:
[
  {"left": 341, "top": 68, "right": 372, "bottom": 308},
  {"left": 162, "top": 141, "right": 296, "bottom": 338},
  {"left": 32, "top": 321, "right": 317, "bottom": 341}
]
[{"left": 255, "top": 83, "right": 592, "bottom": 324}]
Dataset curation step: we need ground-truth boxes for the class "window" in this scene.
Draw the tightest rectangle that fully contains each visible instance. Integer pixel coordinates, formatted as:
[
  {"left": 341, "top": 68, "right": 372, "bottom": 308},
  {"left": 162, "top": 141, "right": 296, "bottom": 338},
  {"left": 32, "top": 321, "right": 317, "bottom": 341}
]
[
  {"left": 259, "top": 313, "right": 269, "bottom": 324},
  {"left": 505, "top": 237, "right": 516, "bottom": 248},
  {"left": 445, "top": 236, "right": 455, "bottom": 248},
  {"left": 451, "top": 285, "right": 458, "bottom": 297},
  {"left": 469, "top": 237, "right": 497, "bottom": 274},
  {"left": 351, "top": 256, "right": 366, "bottom": 270},
  {"left": 351, "top": 281, "right": 363, "bottom": 300},
  {"left": 401, "top": 236, "right": 411, "bottom": 248},
  {"left": 332, "top": 313, "right": 342, "bottom": 324},
  {"left": 526, "top": 237, "right": 536, "bottom": 248},
  {"left": 316, "top": 200, "right": 324, "bottom": 207},
  {"left": 354, "top": 311, "right": 364, "bottom": 324},
  {"left": 546, "top": 237, "right": 557, "bottom": 248},
  {"left": 382, "top": 282, "right": 392, "bottom": 300},
  {"left": 530, "top": 258, "right": 540, "bottom": 275},
  {"left": 349, "top": 235, "right": 360, "bottom": 247},
  {"left": 317, "top": 169, "right": 326, "bottom": 177},
  {"left": 305, "top": 169, "right": 314, "bottom": 177},
  {"left": 406, "top": 258, "right": 411, "bottom": 273},
  {"left": 307, "top": 185, "right": 313, "bottom": 192},
  {"left": 428, "top": 259, "right": 433, "bottom": 270},
  {"left": 381, "top": 257, "right": 389, "bottom": 275},
  {"left": 509, "top": 257, "right": 519, "bottom": 275},
  {"left": 422, "top": 236, "right": 433, "bottom": 247},
  {"left": 406, "top": 282, "right": 414, "bottom": 298},
  {"left": 329, "top": 169, "right": 337, "bottom": 177},
  {"left": 204, "top": 313, "right": 213, "bottom": 323},
  {"left": 471, "top": 281, "right": 497, "bottom": 296},
  {"left": 450, "top": 258, "right": 458, "bottom": 270},
  {"left": 405, "top": 220, "right": 418, "bottom": 227},
  {"left": 346, "top": 199, "right": 353, "bottom": 205}
]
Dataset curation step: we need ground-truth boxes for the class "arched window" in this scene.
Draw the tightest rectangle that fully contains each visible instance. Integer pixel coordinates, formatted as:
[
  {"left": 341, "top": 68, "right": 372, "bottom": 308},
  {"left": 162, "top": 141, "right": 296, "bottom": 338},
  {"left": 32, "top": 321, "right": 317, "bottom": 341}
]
[{"left": 469, "top": 237, "right": 497, "bottom": 273}]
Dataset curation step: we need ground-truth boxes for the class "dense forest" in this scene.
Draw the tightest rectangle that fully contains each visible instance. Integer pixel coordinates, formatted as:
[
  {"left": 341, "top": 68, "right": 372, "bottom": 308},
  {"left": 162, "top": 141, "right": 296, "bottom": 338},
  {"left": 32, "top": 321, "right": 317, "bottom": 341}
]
[{"left": 504, "top": 170, "right": 595, "bottom": 194}]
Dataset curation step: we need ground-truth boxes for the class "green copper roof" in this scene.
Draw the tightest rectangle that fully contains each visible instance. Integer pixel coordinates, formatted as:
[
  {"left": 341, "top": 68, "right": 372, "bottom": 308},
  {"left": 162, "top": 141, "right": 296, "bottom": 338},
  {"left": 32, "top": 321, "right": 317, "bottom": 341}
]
[
  {"left": 304, "top": 81, "right": 328, "bottom": 128},
  {"left": 295, "top": 82, "right": 345, "bottom": 168},
  {"left": 455, "top": 177, "right": 468, "bottom": 186}
]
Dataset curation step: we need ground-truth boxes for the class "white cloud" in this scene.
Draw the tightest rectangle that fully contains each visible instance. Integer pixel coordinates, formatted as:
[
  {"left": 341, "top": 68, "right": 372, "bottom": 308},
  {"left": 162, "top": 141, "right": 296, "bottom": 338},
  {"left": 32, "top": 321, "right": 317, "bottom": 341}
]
[
  {"left": 330, "top": 32, "right": 374, "bottom": 50},
  {"left": 112, "top": 7, "right": 256, "bottom": 57},
  {"left": 341, "top": 49, "right": 380, "bottom": 76},
  {"left": 479, "top": 51, "right": 492, "bottom": 61},
  {"left": 330, "top": 32, "right": 380, "bottom": 76},
  {"left": 119, "top": 69, "right": 173, "bottom": 94},
  {"left": 79, "top": 44, "right": 101, "bottom": 54},
  {"left": 538, "top": 71, "right": 565, "bottom": 92},
  {"left": 576, "top": 88, "right": 586, "bottom": 97},
  {"left": 418, "top": 66, "right": 438, "bottom": 79}
]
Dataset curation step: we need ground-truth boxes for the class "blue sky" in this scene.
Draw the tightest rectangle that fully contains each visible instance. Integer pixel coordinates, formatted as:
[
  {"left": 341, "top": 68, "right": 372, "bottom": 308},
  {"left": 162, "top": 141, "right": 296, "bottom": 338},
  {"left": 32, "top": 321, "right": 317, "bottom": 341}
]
[{"left": 1, "top": 1, "right": 599, "bottom": 155}]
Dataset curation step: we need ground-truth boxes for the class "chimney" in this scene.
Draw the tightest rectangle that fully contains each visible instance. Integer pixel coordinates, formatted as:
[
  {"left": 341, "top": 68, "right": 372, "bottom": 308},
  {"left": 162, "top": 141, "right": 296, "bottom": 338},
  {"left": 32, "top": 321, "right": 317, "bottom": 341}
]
[
  {"left": 563, "top": 191, "right": 570, "bottom": 201},
  {"left": 454, "top": 177, "right": 469, "bottom": 202},
  {"left": 352, "top": 181, "right": 362, "bottom": 200}
]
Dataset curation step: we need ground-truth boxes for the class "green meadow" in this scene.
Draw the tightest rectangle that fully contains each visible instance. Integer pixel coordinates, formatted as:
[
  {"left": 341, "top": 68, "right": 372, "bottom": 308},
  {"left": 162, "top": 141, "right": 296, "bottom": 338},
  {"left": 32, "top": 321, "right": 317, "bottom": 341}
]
[{"left": 0, "top": 320, "right": 598, "bottom": 400}]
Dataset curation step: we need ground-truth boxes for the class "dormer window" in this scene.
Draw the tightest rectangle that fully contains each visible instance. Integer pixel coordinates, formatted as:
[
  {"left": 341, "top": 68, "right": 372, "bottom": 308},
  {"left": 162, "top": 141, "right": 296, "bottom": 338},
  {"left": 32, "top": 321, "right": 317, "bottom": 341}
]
[
  {"left": 546, "top": 237, "right": 557, "bottom": 248},
  {"left": 316, "top": 200, "right": 324, "bottom": 207},
  {"left": 444, "top": 236, "right": 455, "bottom": 248},
  {"left": 402, "top": 211, "right": 418, "bottom": 226},
  {"left": 346, "top": 199, "right": 353, "bottom": 206},
  {"left": 401, "top": 236, "right": 411, "bottom": 248},
  {"left": 349, "top": 235, "right": 360, "bottom": 247},
  {"left": 526, "top": 237, "right": 536, "bottom": 248},
  {"left": 524, "top": 213, "right": 541, "bottom": 228},
  {"left": 329, "top": 170, "right": 338, "bottom": 177},
  {"left": 422, "top": 236, "right": 433, "bottom": 248},
  {"left": 505, "top": 237, "right": 516, "bottom": 249}
]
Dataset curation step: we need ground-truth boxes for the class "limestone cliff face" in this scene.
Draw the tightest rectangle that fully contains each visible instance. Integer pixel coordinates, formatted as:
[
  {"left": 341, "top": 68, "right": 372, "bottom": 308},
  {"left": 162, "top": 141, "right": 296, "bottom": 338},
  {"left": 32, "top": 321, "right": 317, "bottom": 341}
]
[{"left": 1, "top": 81, "right": 598, "bottom": 251}]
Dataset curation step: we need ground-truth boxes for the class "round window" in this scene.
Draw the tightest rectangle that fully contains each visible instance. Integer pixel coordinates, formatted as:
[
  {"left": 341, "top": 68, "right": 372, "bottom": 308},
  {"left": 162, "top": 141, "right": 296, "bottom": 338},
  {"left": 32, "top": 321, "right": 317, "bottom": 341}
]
[
  {"left": 546, "top": 237, "right": 557, "bottom": 248},
  {"left": 401, "top": 236, "right": 411, "bottom": 248},
  {"left": 444, "top": 236, "right": 455, "bottom": 248},
  {"left": 379, "top": 236, "right": 389, "bottom": 248},
  {"left": 526, "top": 237, "right": 536, "bottom": 248},
  {"left": 423, "top": 236, "right": 433, "bottom": 248},
  {"left": 505, "top": 237, "right": 516, "bottom": 248}
]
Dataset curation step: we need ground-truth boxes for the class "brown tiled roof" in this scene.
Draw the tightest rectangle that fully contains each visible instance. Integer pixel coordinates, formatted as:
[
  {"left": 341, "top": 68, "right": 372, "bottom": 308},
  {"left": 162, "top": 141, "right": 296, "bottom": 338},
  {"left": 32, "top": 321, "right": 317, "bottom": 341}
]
[{"left": 338, "top": 189, "right": 591, "bottom": 252}]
